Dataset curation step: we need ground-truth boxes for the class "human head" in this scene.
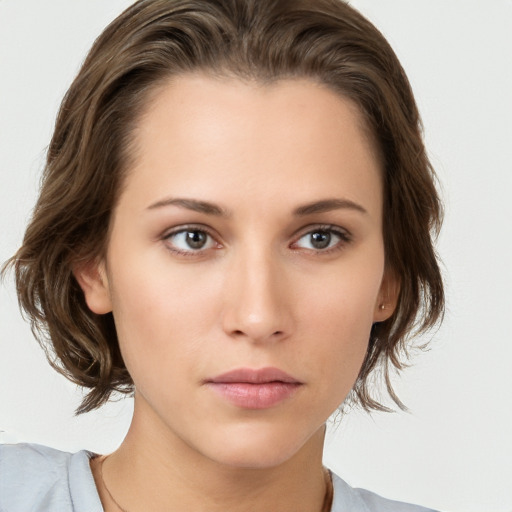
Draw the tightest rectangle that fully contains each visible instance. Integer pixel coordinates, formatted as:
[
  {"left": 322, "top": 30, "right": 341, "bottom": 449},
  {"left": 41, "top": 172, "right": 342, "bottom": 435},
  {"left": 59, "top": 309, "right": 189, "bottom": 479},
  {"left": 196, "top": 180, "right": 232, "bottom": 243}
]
[{"left": 6, "top": 0, "right": 444, "bottom": 414}]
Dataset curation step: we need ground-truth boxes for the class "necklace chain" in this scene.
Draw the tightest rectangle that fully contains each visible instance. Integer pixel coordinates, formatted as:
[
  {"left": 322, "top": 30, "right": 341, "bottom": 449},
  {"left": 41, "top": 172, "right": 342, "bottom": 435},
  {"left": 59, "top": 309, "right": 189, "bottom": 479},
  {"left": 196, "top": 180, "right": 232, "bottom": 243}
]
[
  {"left": 321, "top": 468, "right": 334, "bottom": 512},
  {"left": 100, "top": 456, "right": 129, "bottom": 512},
  {"left": 99, "top": 456, "right": 333, "bottom": 512}
]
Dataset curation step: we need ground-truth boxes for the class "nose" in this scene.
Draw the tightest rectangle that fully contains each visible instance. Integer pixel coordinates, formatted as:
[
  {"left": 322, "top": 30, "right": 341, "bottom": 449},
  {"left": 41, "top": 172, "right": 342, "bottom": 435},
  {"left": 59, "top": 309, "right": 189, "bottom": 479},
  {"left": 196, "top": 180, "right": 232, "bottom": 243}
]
[{"left": 221, "top": 248, "right": 293, "bottom": 344}]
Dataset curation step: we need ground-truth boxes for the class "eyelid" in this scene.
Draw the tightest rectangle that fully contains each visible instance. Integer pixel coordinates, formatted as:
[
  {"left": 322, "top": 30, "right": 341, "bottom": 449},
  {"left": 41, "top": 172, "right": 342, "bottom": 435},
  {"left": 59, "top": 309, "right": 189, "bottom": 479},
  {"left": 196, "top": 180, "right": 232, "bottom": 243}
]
[
  {"left": 292, "top": 223, "right": 352, "bottom": 239},
  {"left": 161, "top": 223, "right": 216, "bottom": 239},
  {"left": 161, "top": 224, "right": 222, "bottom": 254},
  {"left": 290, "top": 224, "right": 353, "bottom": 251}
]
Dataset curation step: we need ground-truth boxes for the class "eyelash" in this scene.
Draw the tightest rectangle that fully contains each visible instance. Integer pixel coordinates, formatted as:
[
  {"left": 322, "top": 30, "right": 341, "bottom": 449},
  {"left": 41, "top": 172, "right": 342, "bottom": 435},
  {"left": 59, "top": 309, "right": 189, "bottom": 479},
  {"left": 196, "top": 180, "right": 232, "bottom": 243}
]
[
  {"left": 291, "top": 224, "right": 352, "bottom": 255},
  {"left": 161, "top": 224, "right": 352, "bottom": 257},
  {"left": 162, "top": 224, "right": 220, "bottom": 256}
]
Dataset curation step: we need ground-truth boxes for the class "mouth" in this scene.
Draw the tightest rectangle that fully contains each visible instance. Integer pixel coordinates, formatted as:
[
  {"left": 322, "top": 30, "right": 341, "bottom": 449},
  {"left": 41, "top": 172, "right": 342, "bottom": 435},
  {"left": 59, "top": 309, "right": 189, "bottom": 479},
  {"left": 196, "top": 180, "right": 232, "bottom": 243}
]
[{"left": 205, "top": 367, "right": 303, "bottom": 410}]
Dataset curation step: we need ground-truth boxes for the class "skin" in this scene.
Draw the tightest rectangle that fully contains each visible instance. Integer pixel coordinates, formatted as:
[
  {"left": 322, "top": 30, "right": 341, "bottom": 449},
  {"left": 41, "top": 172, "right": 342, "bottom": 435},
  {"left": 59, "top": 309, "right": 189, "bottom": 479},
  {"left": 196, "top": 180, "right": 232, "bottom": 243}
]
[{"left": 79, "top": 75, "right": 398, "bottom": 512}]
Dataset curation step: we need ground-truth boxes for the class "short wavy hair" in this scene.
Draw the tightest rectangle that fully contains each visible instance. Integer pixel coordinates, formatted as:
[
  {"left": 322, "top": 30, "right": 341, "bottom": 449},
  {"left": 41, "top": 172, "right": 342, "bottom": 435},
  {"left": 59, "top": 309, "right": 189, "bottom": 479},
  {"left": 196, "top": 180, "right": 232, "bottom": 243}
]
[{"left": 4, "top": 0, "right": 444, "bottom": 414}]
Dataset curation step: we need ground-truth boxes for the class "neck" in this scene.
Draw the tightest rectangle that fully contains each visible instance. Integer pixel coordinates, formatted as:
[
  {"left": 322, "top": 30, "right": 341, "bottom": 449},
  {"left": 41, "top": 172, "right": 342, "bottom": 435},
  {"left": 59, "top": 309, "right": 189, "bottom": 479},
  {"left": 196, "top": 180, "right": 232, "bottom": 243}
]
[{"left": 92, "top": 397, "right": 330, "bottom": 512}]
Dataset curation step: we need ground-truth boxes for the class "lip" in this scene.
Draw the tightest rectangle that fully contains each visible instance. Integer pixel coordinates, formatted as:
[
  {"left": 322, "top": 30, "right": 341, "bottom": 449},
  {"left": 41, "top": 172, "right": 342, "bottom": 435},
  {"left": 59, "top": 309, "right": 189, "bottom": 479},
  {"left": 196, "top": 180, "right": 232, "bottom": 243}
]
[{"left": 205, "top": 367, "right": 303, "bottom": 409}]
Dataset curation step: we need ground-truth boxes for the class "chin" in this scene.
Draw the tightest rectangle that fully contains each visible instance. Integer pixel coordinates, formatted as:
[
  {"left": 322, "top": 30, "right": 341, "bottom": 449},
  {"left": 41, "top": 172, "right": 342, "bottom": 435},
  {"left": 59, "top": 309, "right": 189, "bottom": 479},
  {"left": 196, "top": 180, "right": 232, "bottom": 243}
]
[{"left": 200, "top": 420, "right": 322, "bottom": 470}]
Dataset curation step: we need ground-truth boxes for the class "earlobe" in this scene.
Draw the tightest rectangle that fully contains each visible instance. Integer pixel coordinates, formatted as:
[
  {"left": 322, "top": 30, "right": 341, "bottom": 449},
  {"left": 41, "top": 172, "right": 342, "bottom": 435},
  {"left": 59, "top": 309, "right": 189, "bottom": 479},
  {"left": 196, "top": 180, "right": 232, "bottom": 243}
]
[
  {"left": 373, "top": 269, "right": 400, "bottom": 323},
  {"left": 73, "top": 260, "right": 112, "bottom": 315}
]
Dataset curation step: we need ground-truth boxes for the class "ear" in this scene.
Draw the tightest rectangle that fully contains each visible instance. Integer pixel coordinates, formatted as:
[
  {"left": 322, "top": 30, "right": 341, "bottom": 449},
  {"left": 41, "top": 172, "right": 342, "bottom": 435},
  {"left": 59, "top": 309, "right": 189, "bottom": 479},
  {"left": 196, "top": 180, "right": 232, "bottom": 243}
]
[
  {"left": 73, "top": 260, "right": 112, "bottom": 315},
  {"left": 373, "top": 268, "right": 400, "bottom": 323}
]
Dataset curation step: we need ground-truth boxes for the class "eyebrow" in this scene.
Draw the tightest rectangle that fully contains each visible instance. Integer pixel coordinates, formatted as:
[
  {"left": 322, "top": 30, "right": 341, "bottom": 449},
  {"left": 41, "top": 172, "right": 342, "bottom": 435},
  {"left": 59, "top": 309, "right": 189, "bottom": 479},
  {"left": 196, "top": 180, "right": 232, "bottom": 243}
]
[
  {"left": 146, "top": 196, "right": 367, "bottom": 217},
  {"left": 146, "top": 197, "right": 229, "bottom": 216},
  {"left": 293, "top": 198, "right": 367, "bottom": 216}
]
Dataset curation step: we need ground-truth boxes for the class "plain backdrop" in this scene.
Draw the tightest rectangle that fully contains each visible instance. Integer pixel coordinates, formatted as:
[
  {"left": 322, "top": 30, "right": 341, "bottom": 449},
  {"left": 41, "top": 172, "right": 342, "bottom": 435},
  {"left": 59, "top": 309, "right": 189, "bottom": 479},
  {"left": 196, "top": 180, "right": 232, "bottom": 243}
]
[{"left": 1, "top": 1, "right": 511, "bottom": 511}]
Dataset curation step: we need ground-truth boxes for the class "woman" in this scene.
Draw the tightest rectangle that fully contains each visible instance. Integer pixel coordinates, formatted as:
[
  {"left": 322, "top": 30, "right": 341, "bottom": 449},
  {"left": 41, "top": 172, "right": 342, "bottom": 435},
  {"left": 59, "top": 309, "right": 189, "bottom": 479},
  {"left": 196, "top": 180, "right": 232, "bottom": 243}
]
[{"left": 0, "top": 0, "right": 444, "bottom": 510}]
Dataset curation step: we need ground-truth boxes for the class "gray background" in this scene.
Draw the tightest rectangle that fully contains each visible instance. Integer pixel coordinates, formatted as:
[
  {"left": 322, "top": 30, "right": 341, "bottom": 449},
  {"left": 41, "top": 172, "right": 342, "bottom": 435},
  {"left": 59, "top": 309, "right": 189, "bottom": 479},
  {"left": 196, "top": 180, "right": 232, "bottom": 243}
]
[{"left": 1, "top": 1, "right": 511, "bottom": 511}]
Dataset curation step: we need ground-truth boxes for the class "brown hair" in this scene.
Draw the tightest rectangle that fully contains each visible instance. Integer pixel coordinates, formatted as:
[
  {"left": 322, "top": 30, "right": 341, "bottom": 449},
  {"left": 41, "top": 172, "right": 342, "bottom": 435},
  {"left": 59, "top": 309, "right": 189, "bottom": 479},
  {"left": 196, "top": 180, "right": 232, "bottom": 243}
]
[{"left": 4, "top": 0, "right": 444, "bottom": 414}]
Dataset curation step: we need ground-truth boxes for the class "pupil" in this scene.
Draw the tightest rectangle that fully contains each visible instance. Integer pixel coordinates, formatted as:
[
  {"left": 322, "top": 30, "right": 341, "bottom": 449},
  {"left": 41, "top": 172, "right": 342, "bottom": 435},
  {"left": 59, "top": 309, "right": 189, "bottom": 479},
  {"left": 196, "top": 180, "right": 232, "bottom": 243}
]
[
  {"left": 186, "top": 230, "right": 207, "bottom": 249},
  {"left": 311, "top": 231, "right": 331, "bottom": 249}
]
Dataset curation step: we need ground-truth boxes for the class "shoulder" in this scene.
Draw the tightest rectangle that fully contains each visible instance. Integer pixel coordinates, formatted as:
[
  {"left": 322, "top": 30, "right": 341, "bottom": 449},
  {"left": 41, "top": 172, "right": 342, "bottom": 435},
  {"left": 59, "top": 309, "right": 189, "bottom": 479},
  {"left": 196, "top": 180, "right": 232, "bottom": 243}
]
[
  {"left": 330, "top": 471, "right": 439, "bottom": 512},
  {"left": 0, "top": 443, "right": 103, "bottom": 512}
]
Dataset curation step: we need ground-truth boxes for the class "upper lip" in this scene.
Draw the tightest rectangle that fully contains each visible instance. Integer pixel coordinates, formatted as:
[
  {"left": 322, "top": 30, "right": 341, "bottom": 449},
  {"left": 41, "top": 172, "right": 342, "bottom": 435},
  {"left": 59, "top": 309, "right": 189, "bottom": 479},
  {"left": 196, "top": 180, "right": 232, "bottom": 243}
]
[{"left": 207, "top": 367, "right": 301, "bottom": 384}]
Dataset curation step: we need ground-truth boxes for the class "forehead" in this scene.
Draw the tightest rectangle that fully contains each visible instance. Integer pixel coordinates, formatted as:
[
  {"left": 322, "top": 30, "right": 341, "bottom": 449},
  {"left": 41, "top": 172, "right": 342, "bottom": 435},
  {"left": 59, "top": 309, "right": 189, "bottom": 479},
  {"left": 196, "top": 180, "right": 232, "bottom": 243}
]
[{"left": 122, "top": 74, "right": 382, "bottom": 217}]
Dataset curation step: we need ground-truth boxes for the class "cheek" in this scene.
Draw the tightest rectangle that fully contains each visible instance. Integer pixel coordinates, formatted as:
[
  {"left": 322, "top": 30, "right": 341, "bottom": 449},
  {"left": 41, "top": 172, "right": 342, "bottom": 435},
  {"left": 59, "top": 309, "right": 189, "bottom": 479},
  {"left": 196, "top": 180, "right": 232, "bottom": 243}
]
[
  {"left": 292, "top": 255, "right": 383, "bottom": 383},
  {"left": 107, "top": 261, "right": 218, "bottom": 383},
  {"left": 297, "top": 259, "right": 383, "bottom": 336}
]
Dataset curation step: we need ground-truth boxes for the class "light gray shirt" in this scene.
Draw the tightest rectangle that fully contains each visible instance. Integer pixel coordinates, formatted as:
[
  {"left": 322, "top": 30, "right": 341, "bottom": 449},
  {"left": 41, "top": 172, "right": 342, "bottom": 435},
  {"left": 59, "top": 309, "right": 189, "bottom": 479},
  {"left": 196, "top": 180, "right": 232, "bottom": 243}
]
[{"left": 0, "top": 443, "right": 438, "bottom": 511}]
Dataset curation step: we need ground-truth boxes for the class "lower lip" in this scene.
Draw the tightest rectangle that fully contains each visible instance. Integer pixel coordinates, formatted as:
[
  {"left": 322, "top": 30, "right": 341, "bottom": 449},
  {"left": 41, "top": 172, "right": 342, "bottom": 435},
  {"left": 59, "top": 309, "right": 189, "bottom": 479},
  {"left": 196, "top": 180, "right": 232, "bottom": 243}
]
[{"left": 207, "top": 382, "right": 302, "bottom": 409}]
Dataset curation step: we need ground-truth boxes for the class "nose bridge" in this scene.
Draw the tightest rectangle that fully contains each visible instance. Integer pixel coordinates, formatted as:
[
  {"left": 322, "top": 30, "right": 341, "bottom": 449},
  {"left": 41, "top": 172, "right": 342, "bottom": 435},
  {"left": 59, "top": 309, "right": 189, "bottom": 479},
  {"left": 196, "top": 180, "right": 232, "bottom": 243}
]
[{"left": 222, "top": 241, "right": 291, "bottom": 342}]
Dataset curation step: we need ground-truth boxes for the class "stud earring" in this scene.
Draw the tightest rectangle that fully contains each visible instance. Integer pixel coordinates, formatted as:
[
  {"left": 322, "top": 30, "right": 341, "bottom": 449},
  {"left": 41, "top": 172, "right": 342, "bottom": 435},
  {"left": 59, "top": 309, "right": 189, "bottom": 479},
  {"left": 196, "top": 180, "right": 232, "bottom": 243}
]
[{"left": 379, "top": 303, "right": 385, "bottom": 310}]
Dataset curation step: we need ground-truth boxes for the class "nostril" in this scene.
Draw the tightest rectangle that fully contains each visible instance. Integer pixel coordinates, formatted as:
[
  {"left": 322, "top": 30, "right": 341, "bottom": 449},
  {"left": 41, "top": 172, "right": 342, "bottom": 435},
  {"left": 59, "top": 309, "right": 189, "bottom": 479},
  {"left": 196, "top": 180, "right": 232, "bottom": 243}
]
[{"left": 230, "top": 329, "right": 285, "bottom": 340}]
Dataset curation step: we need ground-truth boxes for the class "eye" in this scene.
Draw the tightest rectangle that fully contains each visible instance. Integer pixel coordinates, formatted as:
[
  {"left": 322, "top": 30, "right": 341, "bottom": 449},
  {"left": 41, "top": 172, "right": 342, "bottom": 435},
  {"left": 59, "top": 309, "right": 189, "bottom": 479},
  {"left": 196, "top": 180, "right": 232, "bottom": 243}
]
[
  {"left": 163, "top": 227, "right": 218, "bottom": 254},
  {"left": 292, "top": 226, "right": 350, "bottom": 252}
]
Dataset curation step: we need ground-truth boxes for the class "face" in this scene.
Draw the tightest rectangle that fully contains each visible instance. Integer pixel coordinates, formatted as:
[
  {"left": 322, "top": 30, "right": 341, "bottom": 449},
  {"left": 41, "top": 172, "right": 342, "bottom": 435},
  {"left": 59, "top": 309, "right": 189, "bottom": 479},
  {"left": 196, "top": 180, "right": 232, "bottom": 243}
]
[{"left": 79, "top": 75, "right": 396, "bottom": 469}]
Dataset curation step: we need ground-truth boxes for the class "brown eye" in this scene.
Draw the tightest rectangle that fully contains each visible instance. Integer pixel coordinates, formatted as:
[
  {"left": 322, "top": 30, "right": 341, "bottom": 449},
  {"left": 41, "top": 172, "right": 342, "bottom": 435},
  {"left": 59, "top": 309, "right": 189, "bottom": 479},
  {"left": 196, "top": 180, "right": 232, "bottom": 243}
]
[
  {"left": 293, "top": 227, "right": 350, "bottom": 252},
  {"left": 310, "top": 231, "right": 331, "bottom": 249},
  {"left": 165, "top": 228, "right": 216, "bottom": 253},
  {"left": 185, "top": 230, "right": 208, "bottom": 249}
]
